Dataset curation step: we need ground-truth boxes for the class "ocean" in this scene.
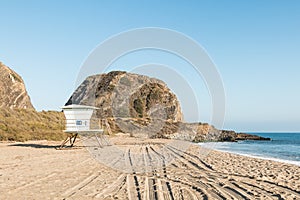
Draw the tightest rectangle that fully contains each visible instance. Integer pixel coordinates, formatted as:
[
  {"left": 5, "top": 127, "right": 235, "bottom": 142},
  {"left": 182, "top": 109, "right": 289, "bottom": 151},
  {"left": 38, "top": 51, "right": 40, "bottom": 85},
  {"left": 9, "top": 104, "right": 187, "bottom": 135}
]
[{"left": 200, "top": 133, "right": 300, "bottom": 166}]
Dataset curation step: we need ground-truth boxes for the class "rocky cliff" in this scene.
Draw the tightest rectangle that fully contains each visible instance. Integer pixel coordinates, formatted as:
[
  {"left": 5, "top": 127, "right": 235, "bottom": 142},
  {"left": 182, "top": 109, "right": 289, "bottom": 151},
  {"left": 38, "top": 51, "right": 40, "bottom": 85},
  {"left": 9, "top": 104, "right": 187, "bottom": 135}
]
[
  {"left": 0, "top": 62, "right": 66, "bottom": 141},
  {"left": 0, "top": 62, "right": 34, "bottom": 109}
]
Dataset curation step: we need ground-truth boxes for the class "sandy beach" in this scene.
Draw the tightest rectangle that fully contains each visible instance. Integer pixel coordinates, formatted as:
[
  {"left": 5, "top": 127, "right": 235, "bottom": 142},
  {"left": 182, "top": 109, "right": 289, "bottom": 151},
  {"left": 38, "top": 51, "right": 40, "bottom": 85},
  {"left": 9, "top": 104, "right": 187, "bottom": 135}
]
[{"left": 0, "top": 136, "right": 299, "bottom": 200}]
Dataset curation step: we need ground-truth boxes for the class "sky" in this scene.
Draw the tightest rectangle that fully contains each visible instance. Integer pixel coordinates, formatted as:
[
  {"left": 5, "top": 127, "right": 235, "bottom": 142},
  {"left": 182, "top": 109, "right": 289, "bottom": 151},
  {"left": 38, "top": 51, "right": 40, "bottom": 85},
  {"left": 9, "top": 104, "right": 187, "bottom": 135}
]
[{"left": 0, "top": 0, "right": 299, "bottom": 132}]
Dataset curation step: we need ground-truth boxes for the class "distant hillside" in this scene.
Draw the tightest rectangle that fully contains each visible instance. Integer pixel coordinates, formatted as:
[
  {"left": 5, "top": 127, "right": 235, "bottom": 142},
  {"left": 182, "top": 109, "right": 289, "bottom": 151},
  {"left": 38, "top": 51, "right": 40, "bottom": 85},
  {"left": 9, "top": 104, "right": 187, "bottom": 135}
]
[
  {"left": 0, "top": 62, "right": 34, "bottom": 109},
  {"left": 0, "top": 108, "right": 65, "bottom": 141}
]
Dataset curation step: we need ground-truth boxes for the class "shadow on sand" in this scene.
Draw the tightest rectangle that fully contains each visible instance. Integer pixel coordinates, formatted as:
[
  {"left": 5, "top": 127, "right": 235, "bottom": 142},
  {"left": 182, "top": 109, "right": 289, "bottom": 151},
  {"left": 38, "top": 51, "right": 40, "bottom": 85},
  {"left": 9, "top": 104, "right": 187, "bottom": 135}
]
[
  {"left": 9, "top": 143, "right": 59, "bottom": 149},
  {"left": 8, "top": 143, "right": 89, "bottom": 149}
]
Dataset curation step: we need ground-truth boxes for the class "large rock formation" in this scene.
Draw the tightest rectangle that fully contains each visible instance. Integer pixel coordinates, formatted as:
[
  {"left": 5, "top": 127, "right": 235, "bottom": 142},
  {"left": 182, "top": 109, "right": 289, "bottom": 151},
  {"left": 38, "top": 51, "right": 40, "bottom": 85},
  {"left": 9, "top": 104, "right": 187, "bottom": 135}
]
[
  {"left": 0, "top": 62, "right": 34, "bottom": 109},
  {"left": 66, "top": 71, "right": 183, "bottom": 121}
]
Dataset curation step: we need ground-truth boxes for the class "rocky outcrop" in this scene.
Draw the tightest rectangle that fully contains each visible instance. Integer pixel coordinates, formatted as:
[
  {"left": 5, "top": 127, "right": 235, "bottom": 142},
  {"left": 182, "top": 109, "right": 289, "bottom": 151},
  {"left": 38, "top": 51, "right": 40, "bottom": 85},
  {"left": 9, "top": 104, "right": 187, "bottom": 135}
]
[
  {"left": 66, "top": 71, "right": 183, "bottom": 121},
  {"left": 236, "top": 133, "right": 271, "bottom": 141},
  {"left": 0, "top": 62, "right": 34, "bottom": 109}
]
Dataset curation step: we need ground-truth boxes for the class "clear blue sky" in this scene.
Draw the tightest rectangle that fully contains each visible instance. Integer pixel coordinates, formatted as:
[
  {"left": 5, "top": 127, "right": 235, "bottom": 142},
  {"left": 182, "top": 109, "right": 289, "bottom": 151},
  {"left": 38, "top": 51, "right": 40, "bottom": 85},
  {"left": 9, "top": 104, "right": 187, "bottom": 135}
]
[{"left": 0, "top": 0, "right": 299, "bottom": 132}]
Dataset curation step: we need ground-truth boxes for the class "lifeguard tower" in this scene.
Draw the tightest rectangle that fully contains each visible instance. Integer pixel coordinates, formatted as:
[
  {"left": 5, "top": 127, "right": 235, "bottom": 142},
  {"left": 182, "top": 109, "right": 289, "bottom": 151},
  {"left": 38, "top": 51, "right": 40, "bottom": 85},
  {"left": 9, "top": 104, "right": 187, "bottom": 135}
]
[{"left": 58, "top": 104, "right": 110, "bottom": 149}]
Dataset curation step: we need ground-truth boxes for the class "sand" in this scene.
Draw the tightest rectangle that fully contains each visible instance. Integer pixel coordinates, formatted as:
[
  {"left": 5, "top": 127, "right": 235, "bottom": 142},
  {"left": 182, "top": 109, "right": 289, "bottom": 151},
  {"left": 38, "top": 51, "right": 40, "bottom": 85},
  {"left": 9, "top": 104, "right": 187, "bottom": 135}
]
[{"left": 0, "top": 136, "right": 299, "bottom": 199}]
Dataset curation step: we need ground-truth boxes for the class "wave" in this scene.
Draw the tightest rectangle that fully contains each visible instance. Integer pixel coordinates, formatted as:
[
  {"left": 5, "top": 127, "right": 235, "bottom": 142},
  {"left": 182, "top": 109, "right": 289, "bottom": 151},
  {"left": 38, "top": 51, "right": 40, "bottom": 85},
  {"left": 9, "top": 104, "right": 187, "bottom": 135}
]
[{"left": 198, "top": 142, "right": 300, "bottom": 166}]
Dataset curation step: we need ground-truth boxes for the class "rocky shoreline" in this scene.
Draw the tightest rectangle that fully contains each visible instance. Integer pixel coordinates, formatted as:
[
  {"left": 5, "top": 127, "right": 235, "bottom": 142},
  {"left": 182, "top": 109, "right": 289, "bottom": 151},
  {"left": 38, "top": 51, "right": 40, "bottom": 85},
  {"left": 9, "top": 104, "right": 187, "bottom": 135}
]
[
  {"left": 235, "top": 132, "right": 271, "bottom": 141},
  {"left": 105, "top": 118, "right": 271, "bottom": 142},
  {"left": 220, "top": 130, "right": 271, "bottom": 142}
]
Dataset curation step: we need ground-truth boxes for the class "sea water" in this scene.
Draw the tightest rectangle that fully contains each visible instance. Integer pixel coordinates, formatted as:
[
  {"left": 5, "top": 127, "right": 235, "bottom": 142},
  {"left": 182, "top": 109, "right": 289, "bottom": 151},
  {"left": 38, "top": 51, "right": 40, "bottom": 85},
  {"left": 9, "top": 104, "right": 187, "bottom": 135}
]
[{"left": 200, "top": 133, "right": 300, "bottom": 166}]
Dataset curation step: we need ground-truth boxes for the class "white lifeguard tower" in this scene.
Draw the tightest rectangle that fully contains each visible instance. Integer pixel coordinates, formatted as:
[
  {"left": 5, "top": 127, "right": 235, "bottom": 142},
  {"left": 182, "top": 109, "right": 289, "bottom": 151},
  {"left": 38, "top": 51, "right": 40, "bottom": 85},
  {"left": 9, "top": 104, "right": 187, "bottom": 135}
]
[{"left": 58, "top": 104, "right": 110, "bottom": 149}]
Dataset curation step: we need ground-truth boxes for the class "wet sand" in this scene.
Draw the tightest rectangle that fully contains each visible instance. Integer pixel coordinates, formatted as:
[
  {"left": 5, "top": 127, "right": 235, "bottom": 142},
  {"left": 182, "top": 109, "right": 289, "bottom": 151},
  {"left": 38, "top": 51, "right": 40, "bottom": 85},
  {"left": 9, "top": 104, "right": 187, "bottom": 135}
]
[{"left": 0, "top": 136, "right": 299, "bottom": 199}]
